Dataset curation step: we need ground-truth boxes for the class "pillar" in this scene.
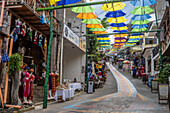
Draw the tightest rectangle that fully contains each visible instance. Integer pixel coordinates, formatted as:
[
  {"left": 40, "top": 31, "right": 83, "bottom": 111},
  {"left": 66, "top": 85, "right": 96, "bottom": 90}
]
[
  {"left": 151, "top": 50, "right": 154, "bottom": 76},
  {"left": 145, "top": 57, "right": 148, "bottom": 74}
]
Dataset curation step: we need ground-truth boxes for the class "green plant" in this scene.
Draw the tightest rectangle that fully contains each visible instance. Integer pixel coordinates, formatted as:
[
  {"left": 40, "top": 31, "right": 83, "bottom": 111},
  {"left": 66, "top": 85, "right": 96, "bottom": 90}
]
[
  {"left": 8, "top": 53, "right": 22, "bottom": 76},
  {"left": 158, "top": 56, "right": 170, "bottom": 84}
]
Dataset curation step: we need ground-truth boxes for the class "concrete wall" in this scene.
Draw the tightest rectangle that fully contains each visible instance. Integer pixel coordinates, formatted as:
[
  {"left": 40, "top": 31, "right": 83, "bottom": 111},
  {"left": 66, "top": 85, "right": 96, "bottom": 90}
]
[{"left": 63, "top": 41, "right": 86, "bottom": 83}]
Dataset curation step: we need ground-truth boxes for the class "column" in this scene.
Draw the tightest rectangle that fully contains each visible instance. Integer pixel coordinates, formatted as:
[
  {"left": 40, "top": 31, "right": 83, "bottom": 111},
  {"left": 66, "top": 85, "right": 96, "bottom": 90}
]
[
  {"left": 145, "top": 57, "right": 148, "bottom": 74},
  {"left": 151, "top": 50, "right": 154, "bottom": 76}
]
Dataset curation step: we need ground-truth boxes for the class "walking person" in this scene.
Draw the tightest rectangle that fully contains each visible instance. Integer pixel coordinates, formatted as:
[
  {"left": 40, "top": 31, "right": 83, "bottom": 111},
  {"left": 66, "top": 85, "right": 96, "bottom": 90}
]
[{"left": 132, "top": 66, "right": 137, "bottom": 78}]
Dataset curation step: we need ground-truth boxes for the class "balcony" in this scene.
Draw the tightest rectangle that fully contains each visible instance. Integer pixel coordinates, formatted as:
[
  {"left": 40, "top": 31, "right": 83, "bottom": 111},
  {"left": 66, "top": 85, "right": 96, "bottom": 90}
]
[
  {"left": 6, "top": 0, "right": 60, "bottom": 37},
  {"left": 158, "top": 6, "right": 170, "bottom": 56}
]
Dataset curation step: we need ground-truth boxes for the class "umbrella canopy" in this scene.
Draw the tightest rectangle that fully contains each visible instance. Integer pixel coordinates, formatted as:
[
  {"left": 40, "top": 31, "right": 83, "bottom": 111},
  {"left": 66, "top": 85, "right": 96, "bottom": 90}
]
[
  {"left": 131, "top": 14, "right": 151, "bottom": 20},
  {"left": 77, "top": 12, "right": 98, "bottom": 19},
  {"left": 130, "top": 0, "right": 157, "bottom": 7},
  {"left": 115, "top": 37, "right": 126, "bottom": 40},
  {"left": 123, "top": 60, "right": 130, "bottom": 64},
  {"left": 72, "top": 6, "right": 95, "bottom": 13},
  {"left": 118, "top": 58, "right": 124, "bottom": 61},
  {"left": 101, "top": 2, "right": 126, "bottom": 11},
  {"left": 49, "top": 0, "right": 60, "bottom": 5},
  {"left": 132, "top": 24, "right": 148, "bottom": 29},
  {"left": 98, "top": 40, "right": 110, "bottom": 42},
  {"left": 131, "top": 33, "right": 144, "bottom": 36},
  {"left": 115, "top": 42, "right": 125, "bottom": 44},
  {"left": 97, "top": 38, "right": 110, "bottom": 40},
  {"left": 105, "top": 10, "right": 126, "bottom": 18},
  {"left": 82, "top": 19, "right": 101, "bottom": 24},
  {"left": 97, "top": 35, "right": 109, "bottom": 38},
  {"left": 58, "top": 0, "right": 81, "bottom": 5},
  {"left": 107, "top": 17, "right": 127, "bottom": 23},
  {"left": 89, "top": 28, "right": 106, "bottom": 32},
  {"left": 115, "top": 40, "right": 126, "bottom": 42},
  {"left": 131, "top": 28, "right": 147, "bottom": 32},
  {"left": 131, "top": 20, "right": 150, "bottom": 25},
  {"left": 129, "top": 36, "right": 142, "bottom": 39},
  {"left": 113, "top": 30, "right": 128, "bottom": 33},
  {"left": 86, "top": 24, "right": 103, "bottom": 28},
  {"left": 131, "top": 6, "right": 153, "bottom": 15},
  {"left": 111, "top": 26, "right": 128, "bottom": 30},
  {"left": 93, "top": 31, "right": 108, "bottom": 34},
  {"left": 114, "top": 34, "right": 128, "bottom": 37},
  {"left": 110, "top": 23, "right": 127, "bottom": 27}
]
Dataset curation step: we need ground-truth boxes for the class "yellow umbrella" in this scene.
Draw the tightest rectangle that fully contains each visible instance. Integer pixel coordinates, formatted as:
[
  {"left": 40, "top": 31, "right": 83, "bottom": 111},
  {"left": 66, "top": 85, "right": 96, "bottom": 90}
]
[
  {"left": 107, "top": 17, "right": 127, "bottom": 23},
  {"left": 114, "top": 34, "right": 128, "bottom": 37},
  {"left": 77, "top": 12, "right": 98, "bottom": 19},
  {"left": 129, "top": 36, "right": 143, "bottom": 39},
  {"left": 93, "top": 31, "right": 108, "bottom": 34},
  {"left": 86, "top": 24, "right": 103, "bottom": 28},
  {"left": 115, "top": 40, "right": 126, "bottom": 42},
  {"left": 97, "top": 38, "right": 110, "bottom": 40},
  {"left": 101, "top": 2, "right": 126, "bottom": 11},
  {"left": 111, "top": 26, "right": 128, "bottom": 30},
  {"left": 49, "top": 0, "right": 60, "bottom": 5}
]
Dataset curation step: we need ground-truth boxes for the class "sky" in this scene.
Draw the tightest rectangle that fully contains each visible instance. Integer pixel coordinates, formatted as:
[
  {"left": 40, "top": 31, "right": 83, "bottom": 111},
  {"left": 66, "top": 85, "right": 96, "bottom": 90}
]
[{"left": 85, "top": 0, "right": 156, "bottom": 44}]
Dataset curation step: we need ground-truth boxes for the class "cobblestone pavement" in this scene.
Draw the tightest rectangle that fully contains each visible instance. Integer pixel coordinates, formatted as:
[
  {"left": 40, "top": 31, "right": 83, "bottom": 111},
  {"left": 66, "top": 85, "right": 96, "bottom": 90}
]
[{"left": 26, "top": 62, "right": 169, "bottom": 113}]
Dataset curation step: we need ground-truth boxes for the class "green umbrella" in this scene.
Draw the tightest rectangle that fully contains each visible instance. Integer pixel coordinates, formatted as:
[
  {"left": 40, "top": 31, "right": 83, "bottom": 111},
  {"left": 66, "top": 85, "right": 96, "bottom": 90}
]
[
  {"left": 131, "top": 20, "right": 150, "bottom": 25},
  {"left": 89, "top": 28, "right": 106, "bottom": 31},
  {"left": 131, "top": 28, "right": 147, "bottom": 32},
  {"left": 131, "top": 6, "right": 153, "bottom": 15},
  {"left": 72, "top": 6, "right": 95, "bottom": 13},
  {"left": 81, "top": 19, "right": 101, "bottom": 24}
]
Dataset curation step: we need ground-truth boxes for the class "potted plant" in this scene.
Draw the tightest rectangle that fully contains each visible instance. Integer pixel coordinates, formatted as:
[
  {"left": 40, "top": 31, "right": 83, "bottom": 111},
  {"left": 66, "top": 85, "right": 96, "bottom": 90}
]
[{"left": 157, "top": 56, "right": 170, "bottom": 104}]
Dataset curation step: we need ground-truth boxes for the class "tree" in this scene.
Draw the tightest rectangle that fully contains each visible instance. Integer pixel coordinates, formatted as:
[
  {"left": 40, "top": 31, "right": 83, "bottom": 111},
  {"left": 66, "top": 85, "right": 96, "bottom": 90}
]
[{"left": 8, "top": 53, "right": 22, "bottom": 105}]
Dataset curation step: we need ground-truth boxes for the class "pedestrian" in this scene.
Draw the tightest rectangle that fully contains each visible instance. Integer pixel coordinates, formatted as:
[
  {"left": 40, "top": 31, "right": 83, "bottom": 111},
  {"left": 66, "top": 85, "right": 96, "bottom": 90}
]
[{"left": 132, "top": 66, "right": 137, "bottom": 78}]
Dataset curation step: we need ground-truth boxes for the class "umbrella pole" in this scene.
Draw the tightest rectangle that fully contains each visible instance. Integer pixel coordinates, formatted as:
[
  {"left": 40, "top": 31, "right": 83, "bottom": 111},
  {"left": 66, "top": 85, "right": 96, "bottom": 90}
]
[
  {"left": 43, "top": 9, "right": 53, "bottom": 109},
  {"left": 154, "top": 4, "right": 163, "bottom": 71}
]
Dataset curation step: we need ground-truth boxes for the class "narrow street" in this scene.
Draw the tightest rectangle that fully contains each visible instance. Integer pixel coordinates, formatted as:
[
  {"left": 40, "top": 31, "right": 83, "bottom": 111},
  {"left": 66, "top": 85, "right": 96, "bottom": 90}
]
[{"left": 26, "top": 62, "right": 169, "bottom": 113}]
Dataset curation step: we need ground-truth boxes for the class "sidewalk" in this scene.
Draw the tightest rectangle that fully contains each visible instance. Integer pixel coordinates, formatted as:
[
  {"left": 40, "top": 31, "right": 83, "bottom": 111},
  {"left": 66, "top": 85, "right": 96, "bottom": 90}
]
[{"left": 114, "top": 64, "right": 169, "bottom": 111}]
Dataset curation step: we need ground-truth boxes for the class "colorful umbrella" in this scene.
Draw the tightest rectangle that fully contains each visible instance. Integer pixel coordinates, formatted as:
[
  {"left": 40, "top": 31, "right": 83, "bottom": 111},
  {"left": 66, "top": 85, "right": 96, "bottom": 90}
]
[
  {"left": 49, "top": 0, "right": 60, "bottom": 6},
  {"left": 97, "top": 35, "right": 109, "bottom": 37},
  {"left": 82, "top": 19, "right": 101, "bottom": 24},
  {"left": 86, "top": 24, "right": 103, "bottom": 28},
  {"left": 131, "top": 28, "right": 147, "bottom": 32},
  {"left": 131, "top": 20, "right": 150, "bottom": 25},
  {"left": 110, "top": 23, "right": 127, "bottom": 27},
  {"left": 114, "top": 34, "right": 128, "bottom": 37},
  {"left": 118, "top": 58, "right": 124, "bottom": 61},
  {"left": 89, "top": 28, "right": 106, "bottom": 32},
  {"left": 105, "top": 10, "right": 126, "bottom": 18},
  {"left": 98, "top": 40, "right": 110, "bottom": 42},
  {"left": 123, "top": 60, "right": 130, "bottom": 64},
  {"left": 58, "top": 0, "right": 81, "bottom": 5},
  {"left": 77, "top": 12, "right": 98, "bottom": 19},
  {"left": 113, "top": 30, "right": 128, "bottom": 33},
  {"left": 93, "top": 31, "right": 108, "bottom": 34},
  {"left": 101, "top": 2, "right": 126, "bottom": 11},
  {"left": 131, "top": 14, "right": 151, "bottom": 20},
  {"left": 131, "top": 33, "right": 144, "bottom": 36},
  {"left": 107, "top": 17, "right": 127, "bottom": 23},
  {"left": 97, "top": 38, "right": 110, "bottom": 40},
  {"left": 115, "top": 37, "right": 126, "bottom": 40},
  {"left": 131, "top": 6, "right": 153, "bottom": 15},
  {"left": 111, "top": 26, "right": 128, "bottom": 30},
  {"left": 115, "top": 39, "right": 126, "bottom": 42},
  {"left": 132, "top": 24, "right": 148, "bottom": 29},
  {"left": 129, "top": 36, "right": 142, "bottom": 39},
  {"left": 72, "top": 6, "right": 95, "bottom": 13},
  {"left": 130, "top": 0, "right": 157, "bottom": 7}
]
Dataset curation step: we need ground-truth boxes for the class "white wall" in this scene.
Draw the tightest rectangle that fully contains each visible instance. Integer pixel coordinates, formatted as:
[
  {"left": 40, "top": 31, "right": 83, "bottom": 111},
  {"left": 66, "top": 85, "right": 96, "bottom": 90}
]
[{"left": 63, "top": 41, "right": 86, "bottom": 83}]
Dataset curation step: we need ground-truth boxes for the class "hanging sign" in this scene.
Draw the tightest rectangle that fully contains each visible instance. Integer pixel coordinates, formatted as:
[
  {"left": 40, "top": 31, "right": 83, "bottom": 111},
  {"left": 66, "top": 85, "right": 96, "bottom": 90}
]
[
  {"left": 79, "top": 38, "right": 86, "bottom": 52},
  {"left": 63, "top": 24, "right": 79, "bottom": 47}
]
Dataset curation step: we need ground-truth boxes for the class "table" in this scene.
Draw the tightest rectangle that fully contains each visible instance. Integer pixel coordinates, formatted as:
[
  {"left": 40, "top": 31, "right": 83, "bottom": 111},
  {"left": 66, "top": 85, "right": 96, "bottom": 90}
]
[
  {"left": 55, "top": 88, "right": 75, "bottom": 101},
  {"left": 69, "top": 83, "right": 82, "bottom": 91}
]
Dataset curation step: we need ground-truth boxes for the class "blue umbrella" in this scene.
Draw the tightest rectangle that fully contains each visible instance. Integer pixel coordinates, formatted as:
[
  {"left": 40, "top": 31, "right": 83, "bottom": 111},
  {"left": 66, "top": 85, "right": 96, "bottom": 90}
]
[
  {"left": 110, "top": 23, "right": 127, "bottom": 27},
  {"left": 131, "top": 33, "right": 144, "bottom": 36},
  {"left": 128, "top": 39, "right": 140, "bottom": 41},
  {"left": 130, "top": 0, "right": 157, "bottom": 6},
  {"left": 131, "top": 14, "right": 151, "bottom": 20},
  {"left": 132, "top": 24, "right": 148, "bottom": 29},
  {"left": 105, "top": 10, "right": 126, "bottom": 18},
  {"left": 98, "top": 40, "right": 110, "bottom": 42},
  {"left": 113, "top": 30, "right": 128, "bottom": 33},
  {"left": 58, "top": 0, "right": 81, "bottom": 5},
  {"left": 97, "top": 35, "right": 109, "bottom": 38}
]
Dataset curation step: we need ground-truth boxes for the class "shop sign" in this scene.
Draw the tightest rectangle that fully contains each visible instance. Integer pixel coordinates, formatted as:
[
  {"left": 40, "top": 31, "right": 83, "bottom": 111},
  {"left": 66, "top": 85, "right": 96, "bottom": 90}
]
[
  {"left": 159, "top": 84, "right": 168, "bottom": 100},
  {"left": 63, "top": 24, "right": 79, "bottom": 47},
  {"left": 79, "top": 38, "right": 86, "bottom": 52}
]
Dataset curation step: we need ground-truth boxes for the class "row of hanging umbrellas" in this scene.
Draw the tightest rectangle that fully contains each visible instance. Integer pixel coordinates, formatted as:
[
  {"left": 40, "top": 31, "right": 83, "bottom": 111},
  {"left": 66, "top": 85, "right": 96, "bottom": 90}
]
[
  {"left": 124, "top": 0, "right": 156, "bottom": 47},
  {"left": 71, "top": 4, "right": 111, "bottom": 49},
  {"left": 101, "top": 2, "right": 128, "bottom": 49}
]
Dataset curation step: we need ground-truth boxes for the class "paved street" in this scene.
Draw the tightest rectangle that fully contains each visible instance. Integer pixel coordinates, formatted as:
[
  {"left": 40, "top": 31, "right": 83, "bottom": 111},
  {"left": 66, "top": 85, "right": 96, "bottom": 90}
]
[{"left": 25, "top": 62, "right": 169, "bottom": 113}]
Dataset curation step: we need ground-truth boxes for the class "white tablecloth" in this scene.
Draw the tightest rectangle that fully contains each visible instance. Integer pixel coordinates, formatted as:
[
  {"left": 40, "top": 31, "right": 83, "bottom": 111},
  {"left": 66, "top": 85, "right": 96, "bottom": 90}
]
[
  {"left": 55, "top": 88, "right": 75, "bottom": 101},
  {"left": 69, "top": 83, "right": 82, "bottom": 91}
]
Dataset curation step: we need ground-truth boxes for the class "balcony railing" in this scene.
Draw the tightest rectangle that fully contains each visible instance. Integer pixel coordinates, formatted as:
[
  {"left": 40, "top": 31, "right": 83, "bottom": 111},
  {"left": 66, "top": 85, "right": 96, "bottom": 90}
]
[{"left": 6, "top": 0, "right": 59, "bottom": 34}]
